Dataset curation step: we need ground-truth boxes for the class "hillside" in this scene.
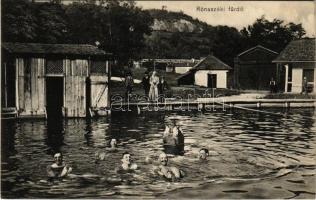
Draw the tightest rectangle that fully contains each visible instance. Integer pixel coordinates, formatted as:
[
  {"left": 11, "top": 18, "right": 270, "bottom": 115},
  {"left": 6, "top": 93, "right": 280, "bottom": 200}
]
[
  {"left": 148, "top": 9, "right": 206, "bottom": 33},
  {"left": 142, "top": 9, "right": 244, "bottom": 67}
]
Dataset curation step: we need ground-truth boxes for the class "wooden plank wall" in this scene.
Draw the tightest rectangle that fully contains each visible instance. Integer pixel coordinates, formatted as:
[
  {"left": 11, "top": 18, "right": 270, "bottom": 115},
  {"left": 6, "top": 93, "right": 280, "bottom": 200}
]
[
  {"left": 90, "top": 75, "right": 109, "bottom": 108},
  {"left": 64, "top": 59, "right": 88, "bottom": 117},
  {"left": 17, "top": 58, "right": 45, "bottom": 117}
]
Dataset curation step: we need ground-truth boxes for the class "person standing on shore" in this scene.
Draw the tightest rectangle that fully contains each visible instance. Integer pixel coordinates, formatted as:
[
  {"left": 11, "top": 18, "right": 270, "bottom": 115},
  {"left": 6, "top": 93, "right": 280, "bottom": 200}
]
[
  {"left": 149, "top": 71, "right": 159, "bottom": 101},
  {"left": 158, "top": 76, "right": 169, "bottom": 99},
  {"left": 125, "top": 72, "right": 134, "bottom": 100},
  {"left": 142, "top": 71, "right": 150, "bottom": 97},
  {"left": 302, "top": 76, "right": 308, "bottom": 95},
  {"left": 269, "top": 77, "right": 276, "bottom": 93}
]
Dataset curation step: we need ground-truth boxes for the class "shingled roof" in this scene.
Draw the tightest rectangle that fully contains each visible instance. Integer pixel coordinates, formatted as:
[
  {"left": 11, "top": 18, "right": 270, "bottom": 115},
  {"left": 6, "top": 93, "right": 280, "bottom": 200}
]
[
  {"left": 2, "top": 42, "right": 111, "bottom": 57},
  {"left": 273, "top": 38, "right": 316, "bottom": 62},
  {"left": 189, "top": 55, "right": 231, "bottom": 71},
  {"left": 177, "top": 55, "right": 231, "bottom": 83}
]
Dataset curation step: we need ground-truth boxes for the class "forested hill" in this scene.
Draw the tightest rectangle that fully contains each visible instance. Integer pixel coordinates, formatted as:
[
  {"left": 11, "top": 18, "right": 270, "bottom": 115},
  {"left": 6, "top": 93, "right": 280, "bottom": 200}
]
[
  {"left": 142, "top": 9, "right": 244, "bottom": 66},
  {"left": 2, "top": 0, "right": 306, "bottom": 66},
  {"left": 142, "top": 8, "right": 307, "bottom": 67}
]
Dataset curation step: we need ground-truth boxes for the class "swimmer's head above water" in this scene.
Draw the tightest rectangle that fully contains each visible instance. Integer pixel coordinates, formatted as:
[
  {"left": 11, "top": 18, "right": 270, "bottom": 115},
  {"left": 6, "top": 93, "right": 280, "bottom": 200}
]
[
  {"left": 54, "top": 153, "right": 63, "bottom": 166},
  {"left": 198, "top": 148, "right": 209, "bottom": 160},
  {"left": 110, "top": 139, "right": 117, "bottom": 148},
  {"left": 120, "top": 151, "right": 138, "bottom": 170},
  {"left": 158, "top": 153, "right": 168, "bottom": 166},
  {"left": 122, "top": 152, "right": 131, "bottom": 165}
]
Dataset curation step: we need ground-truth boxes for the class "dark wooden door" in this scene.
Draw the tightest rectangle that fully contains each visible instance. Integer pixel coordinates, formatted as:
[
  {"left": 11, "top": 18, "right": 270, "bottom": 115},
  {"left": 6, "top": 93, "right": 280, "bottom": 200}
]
[
  {"left": 208, "top": 74, "right": 217, "bottom": 88},
  {"left": 46, "top": 77, "right": 63, "bottom": 119}
]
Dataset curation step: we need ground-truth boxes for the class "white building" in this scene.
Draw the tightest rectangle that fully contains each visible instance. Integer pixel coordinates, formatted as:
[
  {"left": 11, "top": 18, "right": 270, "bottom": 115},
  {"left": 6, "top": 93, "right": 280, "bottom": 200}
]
[
  {"left": 273, "top": 38, "right": 316, "bottom": 94},
  {"left": 177, "top": 55, "right": 231, "bottom": 88}
]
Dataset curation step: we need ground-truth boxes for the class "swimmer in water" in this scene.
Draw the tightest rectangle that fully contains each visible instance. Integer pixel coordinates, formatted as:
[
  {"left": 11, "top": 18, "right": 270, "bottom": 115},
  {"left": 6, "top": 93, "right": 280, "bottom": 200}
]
[
  {"left": 106, "top": 138, "right": 118, "bottom": 152},
  {"left": 47, "top": 153, "right": 72, "bottom": 179},
  {"left": 116, "top": 152, "right": 138, "bottom": 173},
  {"left": 154, "top": 153, "right": 184, "bottom": 180},
  {"left": 110, "top": 138, "right": 117, "bottom": 149},
  {"left": 95, "top": 139, "right": 118, "bottom": 163},
  {"left": 198, "top": 148, "right": 209, "bottom": 160}
]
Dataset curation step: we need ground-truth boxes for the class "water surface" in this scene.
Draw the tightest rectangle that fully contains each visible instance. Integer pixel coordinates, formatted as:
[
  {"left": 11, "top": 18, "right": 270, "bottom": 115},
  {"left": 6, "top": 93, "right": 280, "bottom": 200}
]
[{"left": 1, "top": 108, "right": 315, "bottom": 198}]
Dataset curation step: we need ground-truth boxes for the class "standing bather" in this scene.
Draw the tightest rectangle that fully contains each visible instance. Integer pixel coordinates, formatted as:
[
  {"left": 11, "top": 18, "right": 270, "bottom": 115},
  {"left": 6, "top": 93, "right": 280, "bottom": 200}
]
[
  {"left": 172, "top": 126, "right": 184, "bottom": 155},
  {"left": 163, "top": 125, "right": 184, "bottom": 155}
]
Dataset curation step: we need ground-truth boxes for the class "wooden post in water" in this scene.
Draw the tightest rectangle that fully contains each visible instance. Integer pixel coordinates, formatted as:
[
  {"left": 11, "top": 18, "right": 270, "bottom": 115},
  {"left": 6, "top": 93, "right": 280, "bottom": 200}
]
[{"left": 4, "top": 62, "right": 7, "bottom": 107}]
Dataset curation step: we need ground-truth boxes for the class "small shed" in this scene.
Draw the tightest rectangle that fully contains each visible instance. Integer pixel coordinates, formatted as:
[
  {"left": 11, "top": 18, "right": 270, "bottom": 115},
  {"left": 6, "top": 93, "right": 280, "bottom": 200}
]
[
  {"left": 273, "top": 38, "right": 316, "bottom": 93},
  {"left": 177, "top": 55, "right": 231, "bottom": 88},
  {"left": 234, "top": 45, "right": 278, "bottom": 90},
  {"left": 1, "top": 43, "right": 112, "bottom": 118}
]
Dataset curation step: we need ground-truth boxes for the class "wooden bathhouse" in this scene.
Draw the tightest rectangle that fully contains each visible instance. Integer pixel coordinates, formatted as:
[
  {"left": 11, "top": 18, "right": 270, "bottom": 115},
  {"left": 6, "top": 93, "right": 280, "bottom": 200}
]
[
  {"left": 1, "top": 43, "right": 112, "bottom": 118},
  {"left": 234, "top": 45, "right": 278, "bottom": 90},
  {"left": 273, "top": 38, "right": 316, "bottom": 94},
  {"left": 177, "top": 55, "right": 231, "bottom": 88}
]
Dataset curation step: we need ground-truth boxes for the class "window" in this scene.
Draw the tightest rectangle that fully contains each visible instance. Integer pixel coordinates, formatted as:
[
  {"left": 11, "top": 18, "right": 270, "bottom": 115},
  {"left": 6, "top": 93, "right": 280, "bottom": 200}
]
[
  {"left": 46, "top": 59, "right": 63, "bottom": 75},
  {"left": 91, "top": 61, "right": 107, "bottom": 74}
]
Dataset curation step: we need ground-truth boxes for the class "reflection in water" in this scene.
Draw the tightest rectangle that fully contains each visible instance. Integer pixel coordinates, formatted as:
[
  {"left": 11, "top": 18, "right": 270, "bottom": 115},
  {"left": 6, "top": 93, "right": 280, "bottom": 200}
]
[
  {"left": 1, "top": 108, "right": 315, "bottom": 198},
  {"left": 45, "top": 118, "right": 65, "bottom": 154}
]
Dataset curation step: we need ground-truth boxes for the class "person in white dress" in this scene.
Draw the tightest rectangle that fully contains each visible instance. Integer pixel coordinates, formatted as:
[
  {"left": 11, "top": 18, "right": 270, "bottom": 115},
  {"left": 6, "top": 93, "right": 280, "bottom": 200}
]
[{"left": 149, "top": 71, "right": 159, "bottom": 101}]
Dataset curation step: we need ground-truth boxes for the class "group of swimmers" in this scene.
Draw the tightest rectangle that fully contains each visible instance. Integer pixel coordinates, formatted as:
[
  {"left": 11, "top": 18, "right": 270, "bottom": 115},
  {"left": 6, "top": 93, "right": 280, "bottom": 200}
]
[{"left": 47, "top": 126, "right": 210, "bottom": 181}]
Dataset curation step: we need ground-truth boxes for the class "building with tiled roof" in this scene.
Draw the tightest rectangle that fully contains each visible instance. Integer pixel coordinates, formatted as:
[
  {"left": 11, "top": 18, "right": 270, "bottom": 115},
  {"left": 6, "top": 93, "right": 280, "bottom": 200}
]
[
  {"left": 273, "top": 38, "right": 316, "bottom": 94},
  {"left": 177, "top": 55, "right": 231, "bottom": 88}
]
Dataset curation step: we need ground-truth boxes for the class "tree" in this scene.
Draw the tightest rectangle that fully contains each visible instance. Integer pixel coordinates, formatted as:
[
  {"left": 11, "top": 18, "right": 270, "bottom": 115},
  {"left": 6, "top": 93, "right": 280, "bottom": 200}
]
[
  {"left": 64, "top": 2, "right": 153, "bottom": 63},
  {"left": 65, "top": 3, "right": 108, "bottom": 44},
  {"left": 33, "top": 3, "right": 68, "bottom": 43},
  {"left": 240, "top": 16, "right": 306, "bottom": 52},
  {"left": 212, "top": 26, "right": 244, "bottom": 66},
  {"left": 2, "top": 0, "right": 37, "bottom": 42}
]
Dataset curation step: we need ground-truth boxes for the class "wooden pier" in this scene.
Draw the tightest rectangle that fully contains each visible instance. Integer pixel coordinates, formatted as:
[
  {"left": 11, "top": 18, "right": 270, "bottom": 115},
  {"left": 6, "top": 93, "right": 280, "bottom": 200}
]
[
  {"left": 2, "top": 98, "right": 315, "bottom": 119},
  {"left": 111, "top": 98, "right": 316, "bottom": 112}
]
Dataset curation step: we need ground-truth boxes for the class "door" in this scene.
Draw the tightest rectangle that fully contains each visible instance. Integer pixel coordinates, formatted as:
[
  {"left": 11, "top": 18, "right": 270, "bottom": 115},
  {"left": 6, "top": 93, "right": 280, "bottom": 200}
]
[
  {"left": 207, "top": 74, "right": 217, "bottom": 88},
  {"left": 303, "top": 68, "right": 314, "bottom": 93},
  {"left": 46, "top": 77, "right": 63, "bottom": 119}
]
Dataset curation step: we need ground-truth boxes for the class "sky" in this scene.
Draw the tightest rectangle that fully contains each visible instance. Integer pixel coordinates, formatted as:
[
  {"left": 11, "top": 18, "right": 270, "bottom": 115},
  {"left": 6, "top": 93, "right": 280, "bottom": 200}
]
[{"left": 136, "top": 1, "right": 315, "bottom": 37}]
